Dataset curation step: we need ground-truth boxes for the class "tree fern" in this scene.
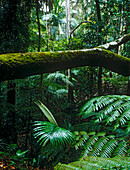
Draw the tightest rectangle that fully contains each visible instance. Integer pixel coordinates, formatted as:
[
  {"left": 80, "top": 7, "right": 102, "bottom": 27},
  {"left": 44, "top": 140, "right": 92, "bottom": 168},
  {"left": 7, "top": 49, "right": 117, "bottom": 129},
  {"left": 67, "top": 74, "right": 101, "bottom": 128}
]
[
  {"left": 91, "top": 136, "right": 108, "bottom": 157},
  {"left": 73, "top": 131, "right": 129, "bottom": 158},
  {"left": 46, "top": 71, "right": 74, "bottom": 86},
  {"left": 80, "top": 95, "right": 130, "bottom": 130},
  {"left": 100, "top": 138, "right": 118, "bottom": 158},
  {"left": 114, "top": 140, "right": 128, "bottom": 156},
  {"left": 82, "top": 135, "right": 98, "bottom": 156},
  {"left": 42, "top": 71, "right": 74, "bottom": 100},
  {"left": 55, "top": 156, "right": 130, "bottom": 170}
]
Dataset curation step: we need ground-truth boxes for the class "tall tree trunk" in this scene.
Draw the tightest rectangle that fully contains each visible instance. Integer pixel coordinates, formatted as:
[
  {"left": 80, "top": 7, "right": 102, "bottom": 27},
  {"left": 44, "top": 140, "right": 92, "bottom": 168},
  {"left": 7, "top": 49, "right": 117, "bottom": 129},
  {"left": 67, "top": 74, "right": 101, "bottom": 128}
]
[
  {"left": 7, "top": 81, "right": 17, "bottom": 143},
  {"left": 68, "top": 69, "right": 74, "bottom": 103},
  {"left": 36, "top": 0, "right": 44, "bottom": 118},
  {"left": 127, "top": 76, "right": 130, "bottom": 96},
  {"left": 66, "top": 0, "right": 74, "bottom": 102},
  {"left": 66, "top": 0, "right": 70, "bottom": 41},
  {"left": 98, "top": 66, "right": 102, "bottom": 96},
  {"left": 95, "top": 0, "right": 102, "bottom": 96},
  {"left": 36, "top": 0, "right": 41, "bottom": 52}
]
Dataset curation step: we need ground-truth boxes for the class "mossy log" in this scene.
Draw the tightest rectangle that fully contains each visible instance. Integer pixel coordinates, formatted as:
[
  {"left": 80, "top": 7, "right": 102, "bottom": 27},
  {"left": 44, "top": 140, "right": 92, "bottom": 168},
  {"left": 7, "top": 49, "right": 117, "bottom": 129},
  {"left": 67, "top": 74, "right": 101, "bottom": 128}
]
[{"left": 0, "top": 48, "right": 130, "bottom": 82}]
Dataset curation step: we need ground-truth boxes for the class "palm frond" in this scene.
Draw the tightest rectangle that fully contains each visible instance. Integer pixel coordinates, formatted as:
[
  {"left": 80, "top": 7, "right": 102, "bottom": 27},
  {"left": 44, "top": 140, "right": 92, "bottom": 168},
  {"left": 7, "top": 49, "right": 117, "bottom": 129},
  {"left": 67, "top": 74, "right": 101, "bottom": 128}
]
[
  {"left": 35, "top": 101, "right": 58, "bottom": 126},
  {"left": 33, "top": 121, "right": 74, "bottom": 150}
]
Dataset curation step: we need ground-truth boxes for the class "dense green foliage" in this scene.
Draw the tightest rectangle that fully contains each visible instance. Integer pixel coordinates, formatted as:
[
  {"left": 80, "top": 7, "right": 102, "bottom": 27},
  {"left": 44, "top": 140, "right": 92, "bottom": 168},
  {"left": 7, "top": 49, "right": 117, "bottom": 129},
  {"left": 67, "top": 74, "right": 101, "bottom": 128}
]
[
  {"left": 0, "top": 0, "right": 33, "bottom": 53},
  {"left": 0, "top": 0, "right": 129, "bottom": 169},
  {"left": 80, "top": 95, "right": 130, "bottom": 131},
  {"left": 55, "top": 156, "right": 130, "bottom": 170}
]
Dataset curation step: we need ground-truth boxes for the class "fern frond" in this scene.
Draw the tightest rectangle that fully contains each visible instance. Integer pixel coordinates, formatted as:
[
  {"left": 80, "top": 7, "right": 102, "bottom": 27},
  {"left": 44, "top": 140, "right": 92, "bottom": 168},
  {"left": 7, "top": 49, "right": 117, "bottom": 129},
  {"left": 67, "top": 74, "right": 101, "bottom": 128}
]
[
  {"left": 80, "top": 95, "right": 117, "bottom": 118},
  {"left": 80, "top": 95, "right": 130, "bottom": 130},
  {"left": 46, "top": 72, "right": 74, "bottom": 86},
  {"left": 97, "top": 99, "right": 124, "bottom": 122},
  {"left": 91, "top": 137, "right": 108, "bottom": 157},
  {"left": 55, "top": 163, "right": 80, "bottom": 170},
  {"left": 94, "top": 95, "right": 117, "bottom": 112},
  {"left": 74, "top": 131, "right": 129, "bottom": 158},
  {"left": 100, "top": 138, "right": 118, "bottom": 158},
  {"left": 55, "top": 156, "right": 130, "bottom": 170},
  {"left": 107, "top": 101, "right": 130, "bottom": 124},
  {"left": 74, "top": 134, "right": 89, "bottom": 150},
  {"left": 114, "top": 141, "right": 128, "bottom": 156},
  {"left": 107, "top": 110, "right": 120, "bottom": 124},
  {"left": 119, "top": 108, "right": 130, "bottom": 125},
  {"left": 83, "top": 135, "right": 98, "bottom": 156}
]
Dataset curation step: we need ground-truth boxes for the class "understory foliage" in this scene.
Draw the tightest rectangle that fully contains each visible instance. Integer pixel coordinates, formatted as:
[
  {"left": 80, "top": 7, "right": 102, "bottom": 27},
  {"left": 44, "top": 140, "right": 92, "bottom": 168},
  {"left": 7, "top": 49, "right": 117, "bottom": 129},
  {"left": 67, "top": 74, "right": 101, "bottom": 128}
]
[
  {"left": 33, "top": 97, "right": 129, "bottom": 168},
  {"left": 55, "top": 156, "right": 130, "bottom": 170},
  {"left": 0, "top": 0, "right": 130, "bottom": 169},
  {"left": 73, "top": 131, "right": 129, "bottom": 158},
  {"left": 80, "top": 95, "right": 130, "bottom": 131}
]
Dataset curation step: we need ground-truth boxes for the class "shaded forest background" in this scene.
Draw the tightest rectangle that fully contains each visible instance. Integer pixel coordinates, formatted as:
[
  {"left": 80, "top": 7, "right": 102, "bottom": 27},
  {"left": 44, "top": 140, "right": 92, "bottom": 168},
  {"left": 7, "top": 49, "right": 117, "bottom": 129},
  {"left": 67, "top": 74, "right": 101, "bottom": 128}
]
[{"left": 0, "top": 0, "right": 129, "bottom": 169}]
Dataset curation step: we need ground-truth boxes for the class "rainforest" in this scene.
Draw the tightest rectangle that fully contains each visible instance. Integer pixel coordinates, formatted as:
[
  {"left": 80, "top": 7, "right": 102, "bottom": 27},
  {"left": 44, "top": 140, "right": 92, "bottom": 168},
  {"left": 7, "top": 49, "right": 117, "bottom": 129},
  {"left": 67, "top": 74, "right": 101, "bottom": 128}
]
[{"left": 0, "top": 0, "right": 130, "bottom": 169}]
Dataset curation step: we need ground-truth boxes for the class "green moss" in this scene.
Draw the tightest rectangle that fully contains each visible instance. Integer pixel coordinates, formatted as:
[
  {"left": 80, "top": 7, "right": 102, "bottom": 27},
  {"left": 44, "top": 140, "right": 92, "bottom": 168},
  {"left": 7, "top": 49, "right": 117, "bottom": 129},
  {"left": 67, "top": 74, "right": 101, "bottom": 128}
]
[{"left": 0, "top": 49, "right": 129, "bottom": 82}]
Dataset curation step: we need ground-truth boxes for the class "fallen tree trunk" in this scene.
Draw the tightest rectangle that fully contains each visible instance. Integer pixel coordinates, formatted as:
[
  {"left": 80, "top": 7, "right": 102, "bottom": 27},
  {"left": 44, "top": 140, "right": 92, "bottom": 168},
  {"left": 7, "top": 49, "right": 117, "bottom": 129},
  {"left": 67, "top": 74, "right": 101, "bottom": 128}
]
[{"left": 0, "top": 47, "right": 130, "bottom": 82}]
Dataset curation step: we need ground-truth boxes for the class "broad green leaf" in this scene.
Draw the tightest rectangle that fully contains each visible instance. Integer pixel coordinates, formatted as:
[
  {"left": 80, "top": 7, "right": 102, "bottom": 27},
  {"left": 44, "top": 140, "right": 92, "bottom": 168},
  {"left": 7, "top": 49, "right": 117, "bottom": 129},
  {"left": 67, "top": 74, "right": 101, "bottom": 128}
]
[{"left": 35, "top": 101, "right": 58, "bottom": 126}]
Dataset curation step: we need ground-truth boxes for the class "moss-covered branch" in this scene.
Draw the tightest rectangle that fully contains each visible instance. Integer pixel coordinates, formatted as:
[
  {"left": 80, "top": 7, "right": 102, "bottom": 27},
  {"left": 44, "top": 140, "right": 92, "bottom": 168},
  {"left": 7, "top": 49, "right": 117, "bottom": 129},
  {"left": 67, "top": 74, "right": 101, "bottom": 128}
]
[
  {"left": 0, "top": 48, "right": 129, "bottom": 82},
  {"left": 99, "top": 34, "right": 130, "bottom": 50}
]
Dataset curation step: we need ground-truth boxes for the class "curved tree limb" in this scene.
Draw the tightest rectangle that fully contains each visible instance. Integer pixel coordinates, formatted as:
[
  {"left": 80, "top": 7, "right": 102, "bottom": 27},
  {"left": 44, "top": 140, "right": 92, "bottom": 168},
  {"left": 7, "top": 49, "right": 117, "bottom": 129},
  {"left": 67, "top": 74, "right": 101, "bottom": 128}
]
[
  {"left": 0, "top": 48, "right": 129, "bottom": 82},
  {"left": 99, "top": 33, "right": 130, "bottom": 50},
  {"left": 69, "top": 21, "right": 94, "bottom": 44}
]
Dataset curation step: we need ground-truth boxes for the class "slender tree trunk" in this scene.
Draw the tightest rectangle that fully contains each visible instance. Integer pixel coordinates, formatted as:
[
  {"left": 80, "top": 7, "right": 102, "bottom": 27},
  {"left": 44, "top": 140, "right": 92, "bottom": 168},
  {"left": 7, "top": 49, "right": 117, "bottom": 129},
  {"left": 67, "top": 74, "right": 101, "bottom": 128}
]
[
  {"left": 95, "top": 0, "right": 102, "bottom": 96},
  {"left": 66, "top": 0, "right": 74, "bottom": 102},
  {"left": 66, "top": 0, "right": 70, "bottom": 41},
  {"left": 7, "top": 81, "right": 17, "bottom": 143},
  {"left": 90, "top": 67, "right": 94, "bottom": 99},
  {"left": 25, "top": 90, "right": 32, "bottom": 150},
  {"left": 36, "top": 0, "right": 41, "bottom": 52},
  {"left": 98, "top": 66, "right": 102, "bottom": 96},
  {"left": 127, "top": 76, "right": 130, "bottom": 96},
  {"left": 36, "top": 0, "right": 44, "bottom": 119},
  {"left": 68, "top": 69, "right": 74, "bottom": 103}
]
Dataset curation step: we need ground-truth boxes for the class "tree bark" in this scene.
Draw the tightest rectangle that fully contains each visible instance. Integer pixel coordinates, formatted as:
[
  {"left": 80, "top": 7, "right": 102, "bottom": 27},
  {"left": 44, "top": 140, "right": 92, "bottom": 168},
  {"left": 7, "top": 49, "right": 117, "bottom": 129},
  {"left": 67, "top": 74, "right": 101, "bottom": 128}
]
[
  {"left": 36, "top": 0, "right": 44, "bottom": 112},
  {"left": 6, "top": 81, "right": 17, "bottom": 143},
  {"left": 36, "top": 0, "right": 41, "bottom": 52},
  {"left": 0, "top": 47, "right": 129, "bottom": 82},
  {"left": 95, "top": 0, "right": 102, "bottom": 96},
  {"left": 128, "top": 76, "right": 130, "bottom": 96},
  {"left": 99, "top": 34, "right": 130, "bottom": 50}
]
